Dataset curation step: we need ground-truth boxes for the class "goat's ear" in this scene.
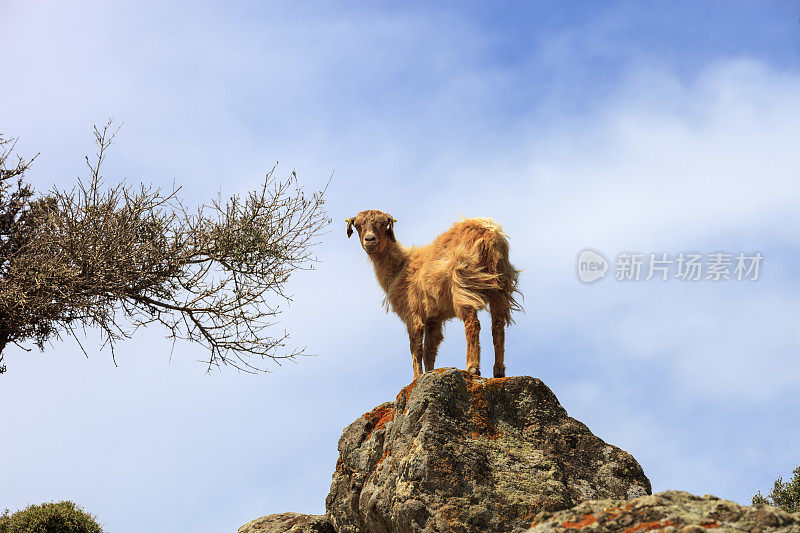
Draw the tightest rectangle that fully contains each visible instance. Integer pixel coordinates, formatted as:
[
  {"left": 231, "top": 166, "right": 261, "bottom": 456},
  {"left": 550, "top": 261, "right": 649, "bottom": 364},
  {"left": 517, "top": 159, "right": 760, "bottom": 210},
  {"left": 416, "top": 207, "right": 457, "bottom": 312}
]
[
  {"left": 386, "top": 216, "right": 397, "bottom": 242},
  {"left": 346, "top": 217, "right": 355, "bottom": 238}
]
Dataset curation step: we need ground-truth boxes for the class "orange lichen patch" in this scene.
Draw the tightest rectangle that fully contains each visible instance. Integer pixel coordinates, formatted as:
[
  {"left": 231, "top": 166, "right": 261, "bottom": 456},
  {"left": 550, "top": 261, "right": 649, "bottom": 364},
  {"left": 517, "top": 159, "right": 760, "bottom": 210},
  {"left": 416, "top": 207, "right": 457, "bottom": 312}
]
[
  {"left": 560, "top": 513, "right": 598, "bottom": 528},
  {"left": 514, "top": 508, "right": 538, "bottom": 524},
  {"left": 396, "top": 379, "right": 418, "bottom": 410},
  {"left": 700, "top": 521, "right": 720, "bottom": 528},
  {"left": 436, "top": 506, "right": 463, "bottom": 530},
  {"left": 623, "top": 519, "right": 677, "bottom": 532},
  {"left": 599, "top": 504, "right": 631, "bottom": 521},
  {"left": 379, "top": 447, "right": 391, "bottom": 462},
  {"left": 465, "top": 372, "right": 511, "bottom": 439},
  {"left": 545, "top": 504, "right": 633, "bottom": 530},
  {"left": 363, "top": 405, "right": 395, "bottom": 440},
  {"left": 469, "top": 430, "right": 503, "bottom": 440}
]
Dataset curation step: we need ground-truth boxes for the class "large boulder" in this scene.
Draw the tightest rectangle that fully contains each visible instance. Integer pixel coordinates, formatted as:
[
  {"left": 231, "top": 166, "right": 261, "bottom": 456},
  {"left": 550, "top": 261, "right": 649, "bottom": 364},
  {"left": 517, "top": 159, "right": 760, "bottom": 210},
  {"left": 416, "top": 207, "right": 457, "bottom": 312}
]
[
  {"left": 325, "top": 368, "right": 651, "bottom": 532},
  {"left": 527, "top": 490, "right": 800, "bottom": 532}
]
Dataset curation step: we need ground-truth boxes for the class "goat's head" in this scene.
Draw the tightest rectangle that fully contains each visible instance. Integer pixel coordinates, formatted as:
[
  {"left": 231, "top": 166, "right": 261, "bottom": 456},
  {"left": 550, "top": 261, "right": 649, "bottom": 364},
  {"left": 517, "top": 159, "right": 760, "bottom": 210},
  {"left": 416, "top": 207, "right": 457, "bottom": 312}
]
[{"left": 346, "top": 210, "right": 397, "bottom": 255}]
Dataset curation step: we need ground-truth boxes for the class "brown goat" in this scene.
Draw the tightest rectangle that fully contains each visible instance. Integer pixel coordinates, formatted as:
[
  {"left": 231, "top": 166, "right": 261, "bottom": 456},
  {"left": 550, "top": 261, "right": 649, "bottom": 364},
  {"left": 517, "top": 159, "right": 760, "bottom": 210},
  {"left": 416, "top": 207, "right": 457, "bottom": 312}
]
[{"left": 346, "top": 210, "right": 521, "bottom": 379}]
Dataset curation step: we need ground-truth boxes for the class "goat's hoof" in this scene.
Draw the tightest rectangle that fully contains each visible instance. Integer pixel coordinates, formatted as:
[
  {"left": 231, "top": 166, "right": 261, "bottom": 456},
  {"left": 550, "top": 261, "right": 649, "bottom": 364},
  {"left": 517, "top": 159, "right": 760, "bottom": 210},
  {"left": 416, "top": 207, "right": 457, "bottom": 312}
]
[
  {"left": 493, "top": 365, "right": 506, "bottom": 378},
  {"left": 467, "top": 367, "right": 481, "bottom": 376}
]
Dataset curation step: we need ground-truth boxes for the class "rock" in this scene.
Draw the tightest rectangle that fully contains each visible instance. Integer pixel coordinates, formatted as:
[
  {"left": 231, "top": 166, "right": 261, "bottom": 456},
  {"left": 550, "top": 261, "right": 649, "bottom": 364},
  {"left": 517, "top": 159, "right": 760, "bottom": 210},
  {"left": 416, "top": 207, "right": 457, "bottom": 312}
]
[
  {"left": 237, "top": 512, "right": 335, "bottom": 533},
  {"left": 325, "top": 368, "right": 651, "bottom": 533},
  {"left": 526, "top": 490, "right": 800, "bottom": 532}
]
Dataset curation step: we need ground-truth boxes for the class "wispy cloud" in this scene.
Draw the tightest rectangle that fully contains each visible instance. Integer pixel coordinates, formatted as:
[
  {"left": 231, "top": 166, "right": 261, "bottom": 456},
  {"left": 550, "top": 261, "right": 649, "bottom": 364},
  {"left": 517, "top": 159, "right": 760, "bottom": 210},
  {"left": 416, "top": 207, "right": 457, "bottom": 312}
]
[{"left": 0, "top": 2, "right": 798, "bottom": 531}]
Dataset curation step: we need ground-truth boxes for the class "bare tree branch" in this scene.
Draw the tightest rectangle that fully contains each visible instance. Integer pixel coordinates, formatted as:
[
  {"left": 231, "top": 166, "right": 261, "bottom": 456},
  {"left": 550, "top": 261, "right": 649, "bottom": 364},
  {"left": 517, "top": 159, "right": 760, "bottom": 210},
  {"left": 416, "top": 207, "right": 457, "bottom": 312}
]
[{"left": 0, "top": 122, "right": 331, "bottom": 374}]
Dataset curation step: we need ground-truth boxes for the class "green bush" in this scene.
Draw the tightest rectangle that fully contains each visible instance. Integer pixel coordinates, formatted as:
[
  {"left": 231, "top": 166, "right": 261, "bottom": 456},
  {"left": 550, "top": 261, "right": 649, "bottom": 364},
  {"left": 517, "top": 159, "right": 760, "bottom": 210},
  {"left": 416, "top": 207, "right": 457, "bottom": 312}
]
[
  {"left": 752, "top": 466, "right": 800, "bottom": 513},
  {"left": 0, "top": 501, "right": 103, "bottom": 533}
]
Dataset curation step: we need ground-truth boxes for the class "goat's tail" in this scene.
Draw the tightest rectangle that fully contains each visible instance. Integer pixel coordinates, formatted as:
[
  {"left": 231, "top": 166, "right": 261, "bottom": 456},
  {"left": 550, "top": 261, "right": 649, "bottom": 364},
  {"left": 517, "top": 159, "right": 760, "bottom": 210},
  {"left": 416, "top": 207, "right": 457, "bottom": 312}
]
[{"left": 451, "top": 218, "right": 523, "bottom": 324}]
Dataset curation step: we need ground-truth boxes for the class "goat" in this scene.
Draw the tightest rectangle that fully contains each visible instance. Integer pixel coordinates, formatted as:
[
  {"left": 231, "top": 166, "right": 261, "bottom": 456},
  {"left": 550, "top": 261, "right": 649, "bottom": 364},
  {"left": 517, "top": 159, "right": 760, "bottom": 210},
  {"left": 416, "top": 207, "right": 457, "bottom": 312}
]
[{"left": 346, "top": 210, "right": 521, "bottom": 379}]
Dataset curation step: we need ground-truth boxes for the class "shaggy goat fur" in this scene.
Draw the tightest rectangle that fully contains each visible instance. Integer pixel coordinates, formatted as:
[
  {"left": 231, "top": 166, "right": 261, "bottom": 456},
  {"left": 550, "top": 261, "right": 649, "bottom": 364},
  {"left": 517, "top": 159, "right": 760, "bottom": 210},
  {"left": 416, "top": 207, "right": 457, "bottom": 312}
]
[{"left": 346, "top": 210, "right": 522, "bottom": 379}]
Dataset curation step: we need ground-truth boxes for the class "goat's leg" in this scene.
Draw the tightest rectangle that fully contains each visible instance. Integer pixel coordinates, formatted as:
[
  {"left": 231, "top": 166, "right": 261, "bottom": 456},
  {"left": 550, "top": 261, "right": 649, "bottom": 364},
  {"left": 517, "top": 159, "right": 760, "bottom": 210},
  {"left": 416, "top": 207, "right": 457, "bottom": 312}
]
[
  {"left": 407, "top": 323, "right": 424, "bottom": 380},
  {"left": 423, "top": 321, "right": 444, "bottom": 372},
  {"left": 460, "top": 307, "right": 481, "bottom": 376},
  {"left": 490, "top": 300, "right": 507, "bottom": 378}
]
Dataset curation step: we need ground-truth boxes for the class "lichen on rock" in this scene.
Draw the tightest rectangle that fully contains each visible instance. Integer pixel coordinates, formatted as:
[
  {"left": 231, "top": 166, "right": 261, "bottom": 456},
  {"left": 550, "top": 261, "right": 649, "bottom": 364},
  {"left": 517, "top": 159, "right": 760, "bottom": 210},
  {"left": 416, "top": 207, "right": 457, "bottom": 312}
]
[
  {"left": 239, "top": 369, "right": 799, "bottom": 532},
  {"left": 326, "top": 368, "right": 651, "bottom": 532},
  {"left": 526, "top": 490, "right": 800, "bottom": 532}
]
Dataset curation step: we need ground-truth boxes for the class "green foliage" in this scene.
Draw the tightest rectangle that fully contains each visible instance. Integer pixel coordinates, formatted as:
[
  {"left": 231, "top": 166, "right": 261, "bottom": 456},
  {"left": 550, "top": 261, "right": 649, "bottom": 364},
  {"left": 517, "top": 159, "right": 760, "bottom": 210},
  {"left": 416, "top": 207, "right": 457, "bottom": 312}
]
[
  {"left": 752, "top": 466, "right": 800, "bottom": 513},
  {"left": 0, "top": 501, "right": 103, "bottom": 533}
]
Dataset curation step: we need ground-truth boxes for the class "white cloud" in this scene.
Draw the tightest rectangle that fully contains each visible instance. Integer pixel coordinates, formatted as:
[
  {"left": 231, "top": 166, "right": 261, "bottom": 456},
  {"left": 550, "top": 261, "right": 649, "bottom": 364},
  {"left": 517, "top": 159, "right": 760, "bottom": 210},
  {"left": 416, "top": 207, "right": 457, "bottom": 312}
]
[{"left": 0, "top": 2, "right": 798, "bottom": 530}]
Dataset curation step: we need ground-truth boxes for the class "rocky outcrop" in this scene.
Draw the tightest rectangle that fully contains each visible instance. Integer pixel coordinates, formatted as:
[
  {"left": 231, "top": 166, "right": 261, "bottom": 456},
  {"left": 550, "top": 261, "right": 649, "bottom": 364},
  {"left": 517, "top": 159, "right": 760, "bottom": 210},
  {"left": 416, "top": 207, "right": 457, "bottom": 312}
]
[
  {"left": 240, "top": 368, "right": 798, "bottom": 532},
  {"left": 325, "top": 368, "right": 651, "bottom": 532},
  {"left": 237, "top": 512, "right": 334, "bottom": 533},
  {"left": 527, "top": 490, "right": 800, "bottom": 532}
]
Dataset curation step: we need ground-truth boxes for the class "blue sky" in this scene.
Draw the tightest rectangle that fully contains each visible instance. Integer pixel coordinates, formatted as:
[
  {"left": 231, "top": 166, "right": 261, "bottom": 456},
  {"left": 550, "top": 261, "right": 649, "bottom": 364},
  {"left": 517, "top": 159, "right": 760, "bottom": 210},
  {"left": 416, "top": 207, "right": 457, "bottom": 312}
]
[{"left": 1, "top": 1, "right": 799, "bottom": 531}]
